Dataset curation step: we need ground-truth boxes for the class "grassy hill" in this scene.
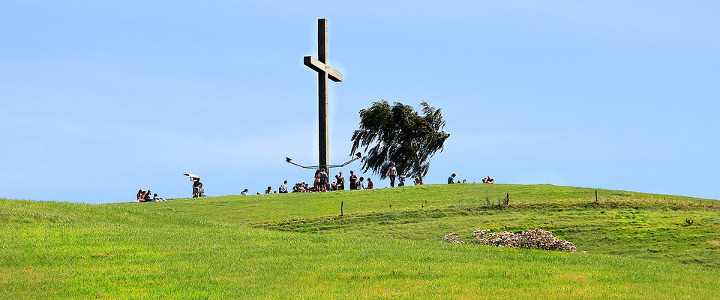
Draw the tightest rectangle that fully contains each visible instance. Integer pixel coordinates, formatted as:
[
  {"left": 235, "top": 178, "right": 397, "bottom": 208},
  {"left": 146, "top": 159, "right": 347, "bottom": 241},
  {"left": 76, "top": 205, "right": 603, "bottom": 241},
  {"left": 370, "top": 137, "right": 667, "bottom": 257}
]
[{"left": 1, "top": 184, "right": 719, "bottom": 299}]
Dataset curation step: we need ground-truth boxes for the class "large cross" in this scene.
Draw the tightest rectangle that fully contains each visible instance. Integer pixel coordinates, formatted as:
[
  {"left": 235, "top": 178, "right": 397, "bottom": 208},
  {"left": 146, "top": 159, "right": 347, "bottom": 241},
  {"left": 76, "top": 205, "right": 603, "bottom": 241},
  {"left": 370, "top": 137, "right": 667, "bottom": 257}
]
[{"left": 304, "top": 18, "right": 343, "bottom": 170}]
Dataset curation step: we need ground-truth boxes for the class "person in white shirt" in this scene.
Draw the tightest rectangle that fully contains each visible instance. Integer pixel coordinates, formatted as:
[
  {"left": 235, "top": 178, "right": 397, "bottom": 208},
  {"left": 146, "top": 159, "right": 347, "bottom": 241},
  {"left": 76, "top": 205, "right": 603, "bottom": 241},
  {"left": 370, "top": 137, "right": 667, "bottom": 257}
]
[
  {"left": 358, "top": 177, "right": 365, "bottom": 190},
  {"left": 385, "top": 162, "right": 398, "bottom": 187}
]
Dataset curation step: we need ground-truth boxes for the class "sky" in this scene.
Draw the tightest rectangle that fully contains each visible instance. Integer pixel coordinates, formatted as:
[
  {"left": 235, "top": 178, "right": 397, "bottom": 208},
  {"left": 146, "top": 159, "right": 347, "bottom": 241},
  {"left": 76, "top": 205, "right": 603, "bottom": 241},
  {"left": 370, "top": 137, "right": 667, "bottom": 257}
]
[{"left": 1, "top": 1, "right": 718, "bottom": 203}]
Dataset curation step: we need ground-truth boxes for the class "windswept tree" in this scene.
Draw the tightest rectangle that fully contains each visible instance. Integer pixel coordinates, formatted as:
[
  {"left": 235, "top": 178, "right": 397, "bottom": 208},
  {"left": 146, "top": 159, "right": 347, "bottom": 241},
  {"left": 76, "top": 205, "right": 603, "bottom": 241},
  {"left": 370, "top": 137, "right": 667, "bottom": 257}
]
[{"left": 350, "top": 101, "right": 450, "bottom": 184}]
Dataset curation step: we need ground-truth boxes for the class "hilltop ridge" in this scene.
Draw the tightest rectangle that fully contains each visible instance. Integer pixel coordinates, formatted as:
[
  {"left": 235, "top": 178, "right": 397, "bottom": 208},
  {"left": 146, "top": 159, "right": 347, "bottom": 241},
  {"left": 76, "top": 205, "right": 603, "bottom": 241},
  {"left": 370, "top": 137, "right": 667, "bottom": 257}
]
[{"left": 1, "top": 184, "right": 719, "bottom": 298}]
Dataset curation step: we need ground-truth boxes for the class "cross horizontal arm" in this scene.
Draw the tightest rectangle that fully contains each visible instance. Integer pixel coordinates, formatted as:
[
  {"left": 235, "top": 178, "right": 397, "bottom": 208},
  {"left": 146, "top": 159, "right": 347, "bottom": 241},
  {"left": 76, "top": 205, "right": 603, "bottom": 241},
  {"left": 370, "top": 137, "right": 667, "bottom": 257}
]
[{"left": 304, "top": 56, "right": 343, "bottom": 82}]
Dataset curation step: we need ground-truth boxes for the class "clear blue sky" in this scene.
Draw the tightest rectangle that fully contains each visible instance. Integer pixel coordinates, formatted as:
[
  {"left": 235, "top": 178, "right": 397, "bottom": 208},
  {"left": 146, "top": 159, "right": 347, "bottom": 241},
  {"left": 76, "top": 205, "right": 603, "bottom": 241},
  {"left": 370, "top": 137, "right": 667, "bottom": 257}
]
[{"left": 1, "top": 1, "right": 718, "bottom": 203}]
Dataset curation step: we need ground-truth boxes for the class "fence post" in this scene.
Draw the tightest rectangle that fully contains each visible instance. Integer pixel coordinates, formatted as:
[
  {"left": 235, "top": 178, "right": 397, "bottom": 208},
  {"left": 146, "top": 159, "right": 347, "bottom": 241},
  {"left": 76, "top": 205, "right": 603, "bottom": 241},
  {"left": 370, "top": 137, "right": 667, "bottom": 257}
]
[
  {"left": 595, "top": 190, "right": 598, "bottom": 203},
  {"left": 341, "top": 201, "right": 344, "bottom": 216}
]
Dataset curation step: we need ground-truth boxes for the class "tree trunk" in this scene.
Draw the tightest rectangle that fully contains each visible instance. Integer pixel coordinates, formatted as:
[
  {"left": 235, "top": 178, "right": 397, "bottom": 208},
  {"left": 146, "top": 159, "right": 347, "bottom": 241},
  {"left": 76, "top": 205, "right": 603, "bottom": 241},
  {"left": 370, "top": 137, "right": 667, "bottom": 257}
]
[{"left": 415, "top": 157, "right": 424, "bottom": 185}]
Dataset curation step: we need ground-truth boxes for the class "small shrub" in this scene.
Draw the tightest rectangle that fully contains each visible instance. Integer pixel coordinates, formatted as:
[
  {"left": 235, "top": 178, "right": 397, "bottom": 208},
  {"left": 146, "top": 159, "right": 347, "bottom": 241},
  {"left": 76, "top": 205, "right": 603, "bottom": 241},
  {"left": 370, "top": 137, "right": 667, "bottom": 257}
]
[{"left": 684, "top": 218, "right": 695, "bottom": 226}]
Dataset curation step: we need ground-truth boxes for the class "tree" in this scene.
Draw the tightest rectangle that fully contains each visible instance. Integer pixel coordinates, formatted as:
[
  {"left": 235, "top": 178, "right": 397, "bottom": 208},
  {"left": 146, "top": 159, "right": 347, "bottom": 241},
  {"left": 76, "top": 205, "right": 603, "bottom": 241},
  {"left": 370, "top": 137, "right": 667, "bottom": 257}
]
[{"left": 350, "top": 101, "right": 450, "bottom": 184}]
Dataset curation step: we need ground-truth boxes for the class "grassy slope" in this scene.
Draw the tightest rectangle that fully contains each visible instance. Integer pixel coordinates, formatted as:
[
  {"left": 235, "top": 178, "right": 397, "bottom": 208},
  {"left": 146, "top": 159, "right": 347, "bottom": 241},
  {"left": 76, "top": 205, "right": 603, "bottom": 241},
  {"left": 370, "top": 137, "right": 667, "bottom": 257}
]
[{"left": 1, "top": 184, "right": 719, "bottom": 299}]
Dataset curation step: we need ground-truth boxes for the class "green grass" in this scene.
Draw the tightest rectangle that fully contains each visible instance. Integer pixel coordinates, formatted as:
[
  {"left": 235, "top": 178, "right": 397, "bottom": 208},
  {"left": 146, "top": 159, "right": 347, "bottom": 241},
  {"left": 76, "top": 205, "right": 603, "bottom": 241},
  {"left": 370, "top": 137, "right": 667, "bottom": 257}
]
[{"left": 1, "top": 184, "right": 719, "bottom": 299}]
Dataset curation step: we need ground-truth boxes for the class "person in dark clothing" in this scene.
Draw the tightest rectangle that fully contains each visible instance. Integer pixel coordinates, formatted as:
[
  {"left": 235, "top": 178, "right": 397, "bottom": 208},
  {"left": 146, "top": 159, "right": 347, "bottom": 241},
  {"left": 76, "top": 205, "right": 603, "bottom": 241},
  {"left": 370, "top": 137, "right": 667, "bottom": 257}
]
[
  {"left": 349, "top": 170, "right": 358, "bottom": 190},
  {"left": 144, "top": 190, "right": 153, "bottom": 202},
  {"left": 319, "top": 168, "right": 329, "bottom": 192},
  {"left": 192, "top": 178, "right": 201, "bottom": 197}
]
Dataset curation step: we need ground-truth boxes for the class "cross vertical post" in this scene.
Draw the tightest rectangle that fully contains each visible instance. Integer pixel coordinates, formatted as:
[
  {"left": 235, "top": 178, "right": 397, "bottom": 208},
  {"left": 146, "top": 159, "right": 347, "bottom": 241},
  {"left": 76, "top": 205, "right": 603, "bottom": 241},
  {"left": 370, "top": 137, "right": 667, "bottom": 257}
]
[
  {"left": 304, "top": 18, "right": 343, "bottom": 171},
  {"left": 318, "top": 18, "right": 328, "bottom": 171}
]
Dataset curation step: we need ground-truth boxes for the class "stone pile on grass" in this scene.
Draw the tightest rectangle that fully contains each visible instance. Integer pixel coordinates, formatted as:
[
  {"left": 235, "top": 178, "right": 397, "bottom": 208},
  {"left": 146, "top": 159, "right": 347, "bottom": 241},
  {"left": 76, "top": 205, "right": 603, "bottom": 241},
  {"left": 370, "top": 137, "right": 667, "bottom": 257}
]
[
  {"left": 442, "top": 233, "right": 465, "bottom": 244},
  {"left": 472, "top": 228, "right": 577, "bottom": 252}
]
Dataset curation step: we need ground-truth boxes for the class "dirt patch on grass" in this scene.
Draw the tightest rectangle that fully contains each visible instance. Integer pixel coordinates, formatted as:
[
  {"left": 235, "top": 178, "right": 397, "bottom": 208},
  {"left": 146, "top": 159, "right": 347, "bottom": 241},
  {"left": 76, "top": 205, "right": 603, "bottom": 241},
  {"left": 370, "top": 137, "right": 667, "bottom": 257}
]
[{"left": 706, "top": 240, "right": 720, "bottom": 249}]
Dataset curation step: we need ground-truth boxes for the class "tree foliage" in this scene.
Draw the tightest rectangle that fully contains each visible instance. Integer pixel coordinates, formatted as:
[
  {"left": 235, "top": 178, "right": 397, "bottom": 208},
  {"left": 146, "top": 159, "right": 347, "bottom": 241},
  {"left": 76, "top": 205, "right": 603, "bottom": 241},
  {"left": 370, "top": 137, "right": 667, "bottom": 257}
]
[{"left": 350, "top": 101, "right": 450, "bottom": 184}]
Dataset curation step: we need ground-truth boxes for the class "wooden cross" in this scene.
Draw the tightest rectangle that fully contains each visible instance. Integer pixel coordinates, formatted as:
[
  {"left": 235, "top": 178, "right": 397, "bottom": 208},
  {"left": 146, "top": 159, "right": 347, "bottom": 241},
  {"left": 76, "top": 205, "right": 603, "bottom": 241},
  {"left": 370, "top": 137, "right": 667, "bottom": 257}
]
[{"left": 304, "top": 18, "right": 343, "bottom": 170}]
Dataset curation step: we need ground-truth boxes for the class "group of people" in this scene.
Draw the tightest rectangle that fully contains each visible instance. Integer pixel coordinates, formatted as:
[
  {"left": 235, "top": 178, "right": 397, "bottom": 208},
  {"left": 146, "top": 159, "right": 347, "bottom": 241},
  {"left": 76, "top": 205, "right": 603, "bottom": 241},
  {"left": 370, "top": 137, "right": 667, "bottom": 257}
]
[
  {"left": 308, "top": 168, "right": 375, "bottom": 192},
  {"left": 313, "top": 168, "right": 332, "bottom": 192},
  {"left": 173, "top": 165, "right": 498, "bottom": 199},
  {"left": 382, "top": 162, "right": 408, "bottom": 187},
  {"left": 347, "top": 171, "right": 374, "bottom": 190},
  {"left": 251, "top": 162, "right": 417, "bottom": 194},
  {"left": 135, "top": 189, "right": 165, "bottom": 202},
  {"left": 192, "top": 177, "right": 205, "bottom": 198},
  {"left": 291, "top": 182, "right": 311, "bottom": 193},
  {"left": 448, "top": 173, "right": 496, "bottom": 184},
  {"left": 249, "top": 169, "right": 383, "bottom": 195}
]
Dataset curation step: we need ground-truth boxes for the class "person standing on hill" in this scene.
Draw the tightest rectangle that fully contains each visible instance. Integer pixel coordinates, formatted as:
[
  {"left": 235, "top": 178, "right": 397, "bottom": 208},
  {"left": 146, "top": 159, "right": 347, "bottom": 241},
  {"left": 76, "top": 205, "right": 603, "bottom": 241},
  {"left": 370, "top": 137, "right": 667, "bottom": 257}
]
[
  {"left": 192, "top": 177, "right": 203, "bottom": 197},
  {"left": 319, "top": 168, "right": 329, "bottom": 192},
  {"left": 313, "top": 169, "right": 321, "bottom": 190},
  {"left": 385, "top": 162, "right": 397, "bottom": 188},
  {"left": 448, "top": 173, "right": 456, "bottom": 184},
  {"left": 349, "top": 170, "right": 358, "bottom": 190},
  {"left": 335, "top": 171, "right": 345, "bottom": 190}
]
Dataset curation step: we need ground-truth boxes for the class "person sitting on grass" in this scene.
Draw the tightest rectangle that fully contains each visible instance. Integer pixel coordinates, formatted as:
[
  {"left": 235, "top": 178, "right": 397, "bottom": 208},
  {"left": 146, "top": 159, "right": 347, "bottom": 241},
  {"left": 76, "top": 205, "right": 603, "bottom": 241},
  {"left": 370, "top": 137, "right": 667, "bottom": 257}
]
[
  {"left": 153, "top": 193, "right": 165, "bottom": 202},
  {"left": 358, "top": 177, "right": 365, "bottom": 190},
  {"left": 196, "top": 183, "right": 205, "bottom": 197},
  {"left": 279, "top": 180, "right": 288, "bottom": 193},
  {"left": 241, "top": 189, "right": 248, "bottom": 195},
  {"left": 367, "top": 178, "right": 374, "bottom": 189},
  {"left": 448, "top": 173, "right": 456, "bottom": 184},
  {"left": 144, "top": 190, "right": 153, "bottom": 202},
  {"left": 483, "top": 176, "right": 495, "bottom": 184}
]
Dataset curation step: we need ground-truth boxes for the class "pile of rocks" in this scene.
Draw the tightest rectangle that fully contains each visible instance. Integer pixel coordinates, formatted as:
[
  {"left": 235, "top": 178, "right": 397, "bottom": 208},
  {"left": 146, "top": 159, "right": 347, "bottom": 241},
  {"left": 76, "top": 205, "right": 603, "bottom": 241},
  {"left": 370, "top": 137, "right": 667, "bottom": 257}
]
[
  {"left": 472, "top": 228, "right": 577, "bottom": 252},
  {"left": 442, "top": 232, "right": 465, "bottom": 244}
]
